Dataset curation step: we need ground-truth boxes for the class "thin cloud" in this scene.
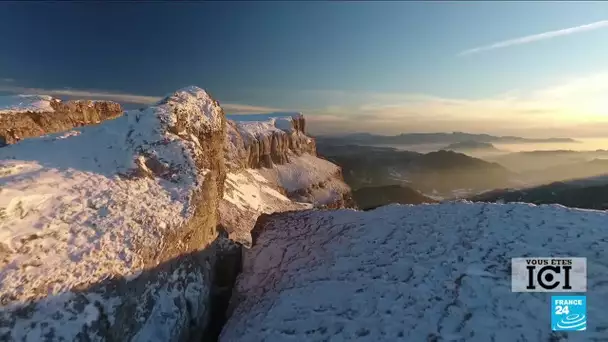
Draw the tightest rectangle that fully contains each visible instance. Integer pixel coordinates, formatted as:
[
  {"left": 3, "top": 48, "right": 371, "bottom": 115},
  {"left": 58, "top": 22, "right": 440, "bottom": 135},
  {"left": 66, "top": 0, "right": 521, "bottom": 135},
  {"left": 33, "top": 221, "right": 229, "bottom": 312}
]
[
  {"left": 0, "top": 85, "right": 162, "bottom": 104},
  {"left": 0, "top": 85, "right": 285, "bottom": 113},
  {"left": 221, "top": 103, "right": 286, "bottom": 114},
  {"left": 459, "top": 20, "right": 608, "bottom": 56}
]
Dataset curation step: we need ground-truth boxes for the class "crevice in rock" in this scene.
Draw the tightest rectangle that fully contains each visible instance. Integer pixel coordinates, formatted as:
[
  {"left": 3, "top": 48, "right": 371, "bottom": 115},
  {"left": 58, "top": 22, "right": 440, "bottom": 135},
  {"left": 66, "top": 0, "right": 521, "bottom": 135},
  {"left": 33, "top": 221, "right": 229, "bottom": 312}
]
[{"left": 202, "top": 237, "right": 243, "bottom": 342}]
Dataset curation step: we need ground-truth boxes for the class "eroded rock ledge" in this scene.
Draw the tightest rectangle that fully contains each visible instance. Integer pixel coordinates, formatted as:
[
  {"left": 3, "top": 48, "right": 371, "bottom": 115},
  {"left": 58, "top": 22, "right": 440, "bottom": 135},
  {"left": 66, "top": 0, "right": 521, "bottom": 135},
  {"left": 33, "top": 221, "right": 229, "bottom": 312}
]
[{"left": 0, "top": 95, "right": 123, "bottom": 146}]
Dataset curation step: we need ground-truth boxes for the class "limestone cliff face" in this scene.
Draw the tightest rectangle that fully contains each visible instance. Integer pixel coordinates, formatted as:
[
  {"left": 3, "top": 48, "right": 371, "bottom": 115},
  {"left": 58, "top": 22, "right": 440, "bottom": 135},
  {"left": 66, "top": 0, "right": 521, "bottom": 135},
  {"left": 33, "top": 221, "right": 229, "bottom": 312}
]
[
  {"left": 225, "top": 113, "right": 316, "bottom": 170},
  {"left": 0, "top": 87, "right": 225, "bottom": 341},
  {"left": 225, "top": 113, "right": 352, "bottom": 208},
  {"left": 0, "top": 97, "right": 123, "bottom": 146},
  {"left": 219, "top": 113, "right": 354, "bottom": 248}
]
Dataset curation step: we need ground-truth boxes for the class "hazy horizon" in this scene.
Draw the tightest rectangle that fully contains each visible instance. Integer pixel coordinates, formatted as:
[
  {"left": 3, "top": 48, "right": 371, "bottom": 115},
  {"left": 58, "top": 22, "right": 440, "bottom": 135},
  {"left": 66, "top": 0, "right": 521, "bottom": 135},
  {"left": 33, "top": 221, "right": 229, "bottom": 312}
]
[
  {"left": 370, "top": 137, "right": 608, "bottom": 153},
  {"left": 311, "top": 130, "right": 608, "bottom": 140},
  {"left": 2, "top": 3, "right": 608, "bottom": 138}
]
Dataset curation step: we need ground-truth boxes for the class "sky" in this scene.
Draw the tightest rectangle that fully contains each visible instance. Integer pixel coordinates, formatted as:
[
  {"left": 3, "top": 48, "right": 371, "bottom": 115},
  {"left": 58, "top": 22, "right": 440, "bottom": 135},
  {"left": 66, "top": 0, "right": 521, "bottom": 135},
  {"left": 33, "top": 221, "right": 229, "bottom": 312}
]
[{"left": 1, "top": 2, "right": 608, "bottom": 137}]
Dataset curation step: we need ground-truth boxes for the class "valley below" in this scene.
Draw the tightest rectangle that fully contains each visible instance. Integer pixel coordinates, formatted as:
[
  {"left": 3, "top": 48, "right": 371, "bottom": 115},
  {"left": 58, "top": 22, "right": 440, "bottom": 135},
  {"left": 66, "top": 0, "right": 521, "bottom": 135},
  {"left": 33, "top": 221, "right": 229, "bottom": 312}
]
[{"left": 316, "top": 136, "right": 608, "bottom": 210}]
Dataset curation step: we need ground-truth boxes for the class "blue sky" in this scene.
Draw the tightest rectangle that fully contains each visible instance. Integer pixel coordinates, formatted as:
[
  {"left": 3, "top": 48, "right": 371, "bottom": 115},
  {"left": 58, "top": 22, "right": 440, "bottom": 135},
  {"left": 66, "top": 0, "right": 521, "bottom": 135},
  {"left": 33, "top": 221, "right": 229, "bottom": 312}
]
[{"left": 1, "top": 2, "right": 608, "bottom": 136}]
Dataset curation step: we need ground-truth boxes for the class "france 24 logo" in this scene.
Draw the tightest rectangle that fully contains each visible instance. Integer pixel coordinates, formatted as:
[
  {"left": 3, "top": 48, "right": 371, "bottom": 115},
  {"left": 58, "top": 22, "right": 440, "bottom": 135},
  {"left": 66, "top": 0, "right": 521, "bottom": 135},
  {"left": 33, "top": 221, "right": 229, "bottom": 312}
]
[
  {"left": 511, "top": 257, "right": 586, "bottom": 292},
  {"left": 552, "top": 296, "right": 586, "bottom": 331}
]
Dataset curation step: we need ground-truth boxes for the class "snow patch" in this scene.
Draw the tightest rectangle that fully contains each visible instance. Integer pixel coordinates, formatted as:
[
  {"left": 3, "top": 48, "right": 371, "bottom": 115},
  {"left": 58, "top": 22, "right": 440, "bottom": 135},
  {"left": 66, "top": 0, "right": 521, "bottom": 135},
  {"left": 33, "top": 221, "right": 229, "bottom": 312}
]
[
  {"left": 0, "top": 95, "right": 56, "bottom": 114},
  {"left": 224, "top": 172, "right": 290, "bottom": 212},
  {"left": 158, "top": 86, "right": 224, "bottom": 133},
  {"left": 220, "top": 169, "right": 311, "bottom": 247},
  {"left": 258, "top": 154, "right": 341, "bottom": 193}
]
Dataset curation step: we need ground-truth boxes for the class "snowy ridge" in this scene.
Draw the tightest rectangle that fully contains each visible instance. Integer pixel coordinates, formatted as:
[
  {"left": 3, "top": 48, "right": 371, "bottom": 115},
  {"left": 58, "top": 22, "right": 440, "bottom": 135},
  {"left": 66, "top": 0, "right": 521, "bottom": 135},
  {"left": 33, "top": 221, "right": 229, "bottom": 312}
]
[
  {"left": 158, "top": 85, "right": 224, "bottom": 133},
  {"left": 228, "top": 112, "right": 306, "bottom": 139},
  {"left": 0, "top": 86, "right": 221, "bottom": 312},
  {"left": 0, "top": 95, "right": 57, "bottom": 115},
  {"left": 222, "top": 202, "right": 608, "bottom": 341},
  {"left": 224, "top": 170, "right": 297, "bottom": 213},
  {"left": 227, "top": 112, "right": 303, "bottom": 124}
]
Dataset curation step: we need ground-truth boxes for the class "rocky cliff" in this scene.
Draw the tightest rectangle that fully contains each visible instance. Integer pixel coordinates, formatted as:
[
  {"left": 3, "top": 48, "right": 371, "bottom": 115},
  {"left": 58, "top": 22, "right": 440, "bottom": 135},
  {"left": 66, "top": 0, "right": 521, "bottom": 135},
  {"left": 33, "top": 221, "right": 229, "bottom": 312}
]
[
  {"left": 221, "top": 112, "right": 353, "bottom": 247},
  {"left": 0, "top": 86, "right": 353, "bottom": 341},
  {"left": 225, "top": 113, "right": 315, "bottom": 170},
  {"left": 225, "top": 112, "right": 351, "bottom": 208},
  {"left": 0, "top": 87, "right": 225, "bottom": 341},
  {"left": 0, "top": 95, "right": 123, "bottom": 146}
]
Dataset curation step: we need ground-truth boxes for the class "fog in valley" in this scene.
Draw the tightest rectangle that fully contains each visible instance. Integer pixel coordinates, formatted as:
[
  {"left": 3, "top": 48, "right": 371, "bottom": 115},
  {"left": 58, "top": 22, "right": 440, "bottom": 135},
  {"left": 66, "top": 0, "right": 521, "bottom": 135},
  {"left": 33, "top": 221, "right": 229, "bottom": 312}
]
[{"left": 317, "top": 136, "right": 608, "bottom": 208}]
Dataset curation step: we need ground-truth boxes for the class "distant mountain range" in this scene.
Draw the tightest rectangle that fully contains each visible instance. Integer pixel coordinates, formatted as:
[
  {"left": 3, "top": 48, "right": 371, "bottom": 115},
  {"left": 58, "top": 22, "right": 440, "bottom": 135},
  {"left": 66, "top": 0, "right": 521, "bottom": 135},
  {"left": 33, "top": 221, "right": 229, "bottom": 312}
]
[
  {"left": 470, "top": 175, "right": 608, "bottom": 211},
  {"left": 318, "top": 141, "right": 608, "bottom": 210},
  {"left": 316, "top": 132, "right": 578, "bottom": 145},
  {"left": 487, "top": 149, "right": 608, "bottom": 173},
  {"left": 317, "top": 143, "right": 516, "bottom": 198},
  {"left": 442, "top": 141, "right": 500, "bottom": 152}
]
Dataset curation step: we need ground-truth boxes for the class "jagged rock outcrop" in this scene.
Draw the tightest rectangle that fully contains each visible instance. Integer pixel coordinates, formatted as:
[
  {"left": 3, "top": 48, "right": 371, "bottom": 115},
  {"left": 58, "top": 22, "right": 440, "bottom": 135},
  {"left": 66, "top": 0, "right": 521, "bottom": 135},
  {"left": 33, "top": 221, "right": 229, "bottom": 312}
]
[
  {"left": 225, "top": 113, "right": 316, "bottom": 170},
  {"left": 221, "top": 202, "right": 608, "bottom": 341},
  {"left": 0, "top": 86, "right": 225, "bottom": 341},
  {"left": 220, "top": 113, "right": 353, "bottom": 247},
  {"left": 0, "top": 95, "right": 123, "bottom": 146},
  {"left": 225, "top": 113, "right": 350, "bottom": 207}
]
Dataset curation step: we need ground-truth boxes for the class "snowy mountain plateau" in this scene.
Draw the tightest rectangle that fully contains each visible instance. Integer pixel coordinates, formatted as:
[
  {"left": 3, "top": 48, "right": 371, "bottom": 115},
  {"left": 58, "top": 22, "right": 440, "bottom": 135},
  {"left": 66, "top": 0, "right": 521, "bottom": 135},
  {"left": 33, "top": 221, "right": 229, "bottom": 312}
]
[
  {"left": 0, "top": 86, "right": 605, "bottom": 341},
  {"left": 0, "top": 87, "right": 352, "bottom": 341}
]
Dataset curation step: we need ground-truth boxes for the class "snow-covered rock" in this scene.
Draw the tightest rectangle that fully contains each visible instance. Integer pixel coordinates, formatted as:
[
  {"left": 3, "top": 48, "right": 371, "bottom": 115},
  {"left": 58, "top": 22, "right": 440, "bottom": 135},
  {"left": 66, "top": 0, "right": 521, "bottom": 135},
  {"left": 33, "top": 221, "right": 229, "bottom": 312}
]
[
  {"left": 222, "top": 202, "right": 608, "bottom": 341},
  {"left": 257, "top": 153, "right": 352, "bottom": 208},
  {"left": 0, "top": 95, "right": 56, "bottom": 114},
  {"left": 225, "top": 112, "right": 351, "bottom": 208},
  {"left": 0, "top": 86, "right": 353, "bottom": 340},
  {"left": 0, "top": 95, "right": 123, "bottom": 146},
  {"left": 226, "top": 112, "right": 315, "bottom": 169},
  {"left": 220, "top": 113, "right": 353, "bottom": 247},
  {"left": 0, "top": 86, "right": 225, "bottom": 341},
  {"left": 219, "top": 169, "right": 312, "bottom": 247}
]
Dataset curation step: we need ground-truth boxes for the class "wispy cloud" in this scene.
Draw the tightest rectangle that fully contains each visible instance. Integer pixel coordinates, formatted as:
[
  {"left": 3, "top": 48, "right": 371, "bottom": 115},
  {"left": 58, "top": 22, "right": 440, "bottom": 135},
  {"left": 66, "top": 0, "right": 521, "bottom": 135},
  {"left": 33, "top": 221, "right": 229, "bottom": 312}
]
[
  {"left": 221, "top": 103, "right": 286, "bottom": 114},
  {"left": 459, "top": 20, "right": 608, "bottom": 56},
  {"left": 0, "top": 85, "right": 162, "bottom": 104},
  {"left": 0, "top": 85, "right": 285, "bottom": 114}
]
